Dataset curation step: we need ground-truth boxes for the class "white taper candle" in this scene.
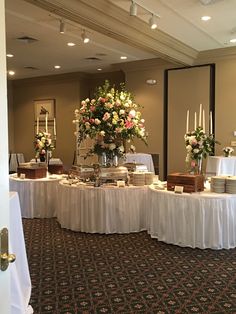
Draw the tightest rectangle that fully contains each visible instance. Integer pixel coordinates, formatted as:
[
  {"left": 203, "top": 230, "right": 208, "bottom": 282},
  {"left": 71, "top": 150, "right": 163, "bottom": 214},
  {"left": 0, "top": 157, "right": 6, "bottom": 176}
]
[
  {"left": 54, "top": 118, "right": 56, "bottom": 136},
  {"left": 36, "top": 117, "right": 39, "bottom": 134},
  {"left": 194, "top": 112, "right": 197, "bottom": 130},
  {"left": 45, "top": 112, "right": 48, "bottom": 133},
  {"left": 199, "top": 103, "right": 202, "bottom": 127},
  {"left": 186, "top": 109, "right": 189, "bottom": 133},
  {"left": 203, "top": 109, "right": 205, "bottom": 133},
  {"left": 210, "top": 111, "right": 213, "bottom": 135}
]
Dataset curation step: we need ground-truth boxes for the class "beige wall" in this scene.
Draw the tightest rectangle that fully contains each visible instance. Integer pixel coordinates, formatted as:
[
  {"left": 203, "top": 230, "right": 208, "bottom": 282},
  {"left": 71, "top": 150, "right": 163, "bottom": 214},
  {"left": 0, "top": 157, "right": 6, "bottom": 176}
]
[
  {"left": 9, "top": 71, "right": 124, "bottom": 170},
  {"left": 9, "top": 56, "right": 236, "bottom": 178},
  {"left": 215, "top": 57, "right": 236, "bottom": 154}
]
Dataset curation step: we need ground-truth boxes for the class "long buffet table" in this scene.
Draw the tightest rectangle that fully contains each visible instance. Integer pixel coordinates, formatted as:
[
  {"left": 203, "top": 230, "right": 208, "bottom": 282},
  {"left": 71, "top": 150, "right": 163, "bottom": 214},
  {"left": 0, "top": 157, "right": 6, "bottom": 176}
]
[{"left": 10, "top": 175, "right": 236, "bottom": 249}]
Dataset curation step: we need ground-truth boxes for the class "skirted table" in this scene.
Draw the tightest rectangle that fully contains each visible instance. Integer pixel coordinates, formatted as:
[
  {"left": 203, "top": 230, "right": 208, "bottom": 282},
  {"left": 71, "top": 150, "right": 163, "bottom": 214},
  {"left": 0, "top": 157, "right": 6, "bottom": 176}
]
[
  {"left": 148, "top": 187, "right": 236, "bottom": 249},
  {"left": 206, "top": 155, "right": 236, "bottom": 177},
  {"left": 10, "top": 192, "right": 33, "bottom": 314},
  {"left": 9, "top": 174, "right": 62, "bottom": 218},
  {"left": 56, "top": 182, "right": 148, "bottom": 233},
  {"left": 125, "top": 153, "right": 155, "bottom": 173}
]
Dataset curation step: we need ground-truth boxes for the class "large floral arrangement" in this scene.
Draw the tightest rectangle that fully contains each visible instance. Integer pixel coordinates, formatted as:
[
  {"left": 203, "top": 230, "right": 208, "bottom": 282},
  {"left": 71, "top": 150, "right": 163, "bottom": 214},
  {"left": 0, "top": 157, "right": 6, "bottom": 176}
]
[
  {"left": 74, "top": 80, "right": 147, "bottom": 159},
  {"left": 34, "top": 132, "right": 54, "bottom": 158},
  {"left": 184, "top": 127, "right": 216, "bottom": 164}
]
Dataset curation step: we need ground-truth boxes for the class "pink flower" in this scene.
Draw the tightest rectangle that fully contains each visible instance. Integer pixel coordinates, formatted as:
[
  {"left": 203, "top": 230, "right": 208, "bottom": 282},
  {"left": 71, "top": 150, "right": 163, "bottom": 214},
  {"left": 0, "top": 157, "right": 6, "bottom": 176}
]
[
  {"left": 89, "top": 118, "right": 95, "bottom": 124},
  {"left": 125, "top": 120, "right": 134, "bottom": 129},
  {"left": 102, "top": 112, "right": 110, "bottom": 121},
  {"left": 90, "top": 106, "right": 95, "bottom": 112}
]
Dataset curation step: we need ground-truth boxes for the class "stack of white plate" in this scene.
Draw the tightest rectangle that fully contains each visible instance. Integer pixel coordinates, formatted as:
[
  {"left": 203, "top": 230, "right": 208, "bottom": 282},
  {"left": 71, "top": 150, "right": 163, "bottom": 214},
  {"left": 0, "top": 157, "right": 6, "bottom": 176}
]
[
  {"left": 211, "top": 176, "right": 226, "bottom": 193},
  {"left": 145, "top": 172, "right": 154, "bottom": 185},
  {"left": 226, "top": 177, "right": 236, "bottom": 194},
  {"left": 133, "top": 172, "right": 146, "bottom": 186}
]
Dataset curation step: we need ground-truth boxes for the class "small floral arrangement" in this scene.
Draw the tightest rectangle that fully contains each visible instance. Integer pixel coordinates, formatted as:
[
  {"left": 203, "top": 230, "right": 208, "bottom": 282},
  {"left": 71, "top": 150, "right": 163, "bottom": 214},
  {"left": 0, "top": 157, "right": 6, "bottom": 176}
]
[
  {"left": 34, "top": 132, "right": 54, "bottom": 158},
  {"left": 184, "top": 127, "right": 217, "bottom": 163},
  {"left": 223, "top": 146, "right": 234, "bottom": 156},
  {"left": 73, "top": 80, "right": 147, "bottom": 158}
]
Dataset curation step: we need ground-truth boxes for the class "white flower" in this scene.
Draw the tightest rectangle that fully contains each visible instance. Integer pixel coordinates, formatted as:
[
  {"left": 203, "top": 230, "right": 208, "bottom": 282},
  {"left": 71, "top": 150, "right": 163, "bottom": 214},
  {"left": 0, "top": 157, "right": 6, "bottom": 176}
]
[
  {"left": 118, "top": 145, "right": 124, "bottom": 153},
  {"left": 94, "top": 118, "right": 101, "bottom": 125},
  {"left": 100, "top": 131, "right": 105, "bottom": 136},
  {"left": 186, "top": 145, "right": 192, "bottom": 152},
  {"left": 119, "top": 109, "right": 125, "bottom": 115},
  {"left": 109, "top": 143, "right": 116, "bottom": 150},
  {"left": 193, "top": 148, "right": 199, "bottom": 154}
]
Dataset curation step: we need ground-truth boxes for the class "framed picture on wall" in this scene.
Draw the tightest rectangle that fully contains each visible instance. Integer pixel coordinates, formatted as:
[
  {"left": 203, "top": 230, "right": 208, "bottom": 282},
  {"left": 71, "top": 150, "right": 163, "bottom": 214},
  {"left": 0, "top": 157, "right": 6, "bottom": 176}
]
[{"left": 34, "top": 99, "right": 55, "bottom": 121}]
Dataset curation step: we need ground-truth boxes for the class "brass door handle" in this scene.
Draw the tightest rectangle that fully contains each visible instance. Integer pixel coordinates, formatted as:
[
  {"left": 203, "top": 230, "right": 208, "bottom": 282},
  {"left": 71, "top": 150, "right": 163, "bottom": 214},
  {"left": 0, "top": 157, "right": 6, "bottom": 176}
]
[
  {"left": 0, "top": 228, "right": 16, "bottom": 271},
  {"left": 1, "top": 253, "right": 16, "bottom": 263}
]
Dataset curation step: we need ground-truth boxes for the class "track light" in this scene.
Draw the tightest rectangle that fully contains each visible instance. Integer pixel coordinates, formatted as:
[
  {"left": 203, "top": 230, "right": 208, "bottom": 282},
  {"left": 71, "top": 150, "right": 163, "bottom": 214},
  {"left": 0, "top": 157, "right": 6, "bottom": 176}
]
[
  {"left": 149, "top": 14, "right": 158, "bottom": 29},
  {"left": 130, "top": 1, "right": 137, "bottom": 16},
  {"left": 59, "top": 20, "right": 65, "bottom": 34},
  {"left": 81, "top": 30, "right": 90, "bottom": 43}
]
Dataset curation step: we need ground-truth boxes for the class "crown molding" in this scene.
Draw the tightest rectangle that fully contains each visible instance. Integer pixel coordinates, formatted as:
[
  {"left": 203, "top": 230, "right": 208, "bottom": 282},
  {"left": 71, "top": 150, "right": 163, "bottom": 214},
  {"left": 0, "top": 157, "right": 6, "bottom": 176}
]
[
  {"left": 112, "top": 58, "right": 177, "bottom": 73},
  {"left": 195, "top": 46, "right": 236, "bottom": 64},
  {"left": 24, "top": 0, "right": 198, "bottom": 66}
]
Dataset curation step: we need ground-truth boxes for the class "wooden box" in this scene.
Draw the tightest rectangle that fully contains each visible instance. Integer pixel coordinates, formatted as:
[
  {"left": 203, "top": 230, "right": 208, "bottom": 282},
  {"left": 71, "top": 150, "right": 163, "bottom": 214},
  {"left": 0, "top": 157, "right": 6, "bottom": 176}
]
[
  {"left": 17, "top": 166, "right": 47, "bottom": 179},
  {"left": 167, "top": 172, "right": 204, "bottom": 193},
  {"left": 48, "top": 164, "right": 64, "bottom": 174}
]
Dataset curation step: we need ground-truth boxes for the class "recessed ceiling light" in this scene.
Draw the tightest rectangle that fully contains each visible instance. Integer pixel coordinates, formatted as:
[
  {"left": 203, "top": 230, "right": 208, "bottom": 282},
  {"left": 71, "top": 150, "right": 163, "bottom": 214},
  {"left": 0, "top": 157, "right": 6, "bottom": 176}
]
[
  {"left": 7, "top": 53, "right": 14, "bottom": 58},
  {"left": 230, "top": 38, "right": 236, "bottom": 43},
  {"left": 8, "top": 70, "right": 15, "bottom": 75},
  {"left": 201, "top": 16, "right": 211, "bottom": 21},
  {"left": 97, "top": 68, "right": 102, "bottom": 71},
  {"left": 120, "top": 56, "right": 127, "bottom": 60},
  {"left": 67, "top": 42, "right": 75, "bottom": 46},
  {"left": 54, "top": 65, "right": 61, "bottom": 69}
]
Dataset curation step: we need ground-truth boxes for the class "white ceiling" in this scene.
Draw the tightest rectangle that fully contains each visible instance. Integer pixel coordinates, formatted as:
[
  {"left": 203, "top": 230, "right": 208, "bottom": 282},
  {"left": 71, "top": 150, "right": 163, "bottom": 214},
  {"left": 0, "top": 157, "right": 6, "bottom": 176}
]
[{"left": 5, "top": 0, "right": 236, "bottom": 79}]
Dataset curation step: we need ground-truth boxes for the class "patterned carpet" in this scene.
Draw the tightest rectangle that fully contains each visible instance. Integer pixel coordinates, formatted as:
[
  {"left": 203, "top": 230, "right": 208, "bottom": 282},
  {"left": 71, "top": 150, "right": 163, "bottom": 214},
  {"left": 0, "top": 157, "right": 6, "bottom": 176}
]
[{"left": 23, "top": 218, "right": 236, "bottom": 314}]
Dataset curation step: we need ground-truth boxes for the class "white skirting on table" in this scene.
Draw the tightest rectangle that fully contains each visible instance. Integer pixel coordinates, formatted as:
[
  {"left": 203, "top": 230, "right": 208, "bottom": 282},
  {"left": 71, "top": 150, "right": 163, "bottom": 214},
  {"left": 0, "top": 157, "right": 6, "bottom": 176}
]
[
  {"left": 57, "top": 183, "right": 148, "bottom": 234},
  {"left": 10, "top": 192, "right": 33, "bottom": 314},
  {"left": 9, "top": 175, "right": 61, "bottom": 218},
  {"left": 148, "top": 187, "right": 236, "bottom": 249}
]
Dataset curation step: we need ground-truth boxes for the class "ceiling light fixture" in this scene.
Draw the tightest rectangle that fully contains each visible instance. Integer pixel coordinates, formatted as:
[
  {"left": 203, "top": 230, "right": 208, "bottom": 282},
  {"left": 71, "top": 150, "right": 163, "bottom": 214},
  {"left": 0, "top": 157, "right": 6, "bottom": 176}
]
[
  {"left": 149, "top": 14, "right": 158, "bottom": 29},
  {"left": 7, "top": 53, "right": 14, "bottom": 58},
  {"left": 120, "top": 56, "right": 127, "bottom": 60},
  {"left": 54, "top": 65, "right": 61, "bottom": 69},
  {"left": 59, "top": 20, "right": 65, "bottom": 34},
  {"left": 81, "top": 30, "right": 90, "bottom": 43},
  {"left": 97, "top": 68, "right": 102, "bottom": 71},
  {"left": 8, "top": 70, "right": 15, "bottom": 76},
  {"left": 67, "top": 42, "right": 75, "bottom": 46},
  {"left": 130, "top": 1, "right": 137, "bottom": 16},
  {"left": 201, "top": 15, "right": 211, "bottom": 21},
  {"left": 230, "top": 38, "right": 236, "bottom": 43}
]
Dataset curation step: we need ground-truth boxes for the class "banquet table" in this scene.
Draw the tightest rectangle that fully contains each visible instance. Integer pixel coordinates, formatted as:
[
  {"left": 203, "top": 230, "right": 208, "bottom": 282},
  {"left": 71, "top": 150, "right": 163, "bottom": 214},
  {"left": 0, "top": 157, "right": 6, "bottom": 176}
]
[
  {"left": 206, "top": 156, "right": 236, "bottom": 176},
  {"left": 148, "top": 186, "right": 236, "bottom": 249},
  {"left": 10, "top": 192, "right": 33, "bottom": 314},
  {"left": 9, "top": 174, "right": 62, "bottom": 218},
  {"left": 125, "top": 153, "right": 155, "bottom": 173},
  {"left": 57, "top": 182, "right": 148, "bottom": 233},
  {"left": 9, "top": 153, "right": 25, "bottom": 173}
]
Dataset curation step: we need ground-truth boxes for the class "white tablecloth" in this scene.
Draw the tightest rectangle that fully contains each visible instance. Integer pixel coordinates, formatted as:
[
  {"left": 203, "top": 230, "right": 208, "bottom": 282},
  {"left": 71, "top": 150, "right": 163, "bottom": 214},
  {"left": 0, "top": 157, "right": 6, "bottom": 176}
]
[
  {"left": 125, "top": 153, "right": 155, "bottom": 172},
  {"left": 10, "top": 192, "right": 33, "bottom": 314},
  {"left": 57, "top": 183, "right": 148, "bottom": 233},
  {"left": 9, "top": 153, "right": 25, "bottom": 172},
  {"left": 148, "top": 187, "right": 236, "bottom": 249},
  {"left": 9, "top": 175, "right": 62, "bottom": 218},
  {"left": 206, "top": 156, "right": 236, "bottom": 176}
]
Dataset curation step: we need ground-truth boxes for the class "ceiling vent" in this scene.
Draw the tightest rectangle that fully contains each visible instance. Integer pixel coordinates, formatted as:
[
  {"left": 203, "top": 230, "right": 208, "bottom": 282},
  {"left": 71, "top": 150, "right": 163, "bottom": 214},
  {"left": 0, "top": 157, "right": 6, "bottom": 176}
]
[
  {"left": 85, "top": 57, "right": 101, "bottom": 61},
  {"left": 23, "top": 66, "right": 39, "bottom": 70},
  {"left": 199, "top": 0, "right": 223, "bottom": 5},
  {"left": 17, "top": 36, "right": 38, "bottom": 44}
]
